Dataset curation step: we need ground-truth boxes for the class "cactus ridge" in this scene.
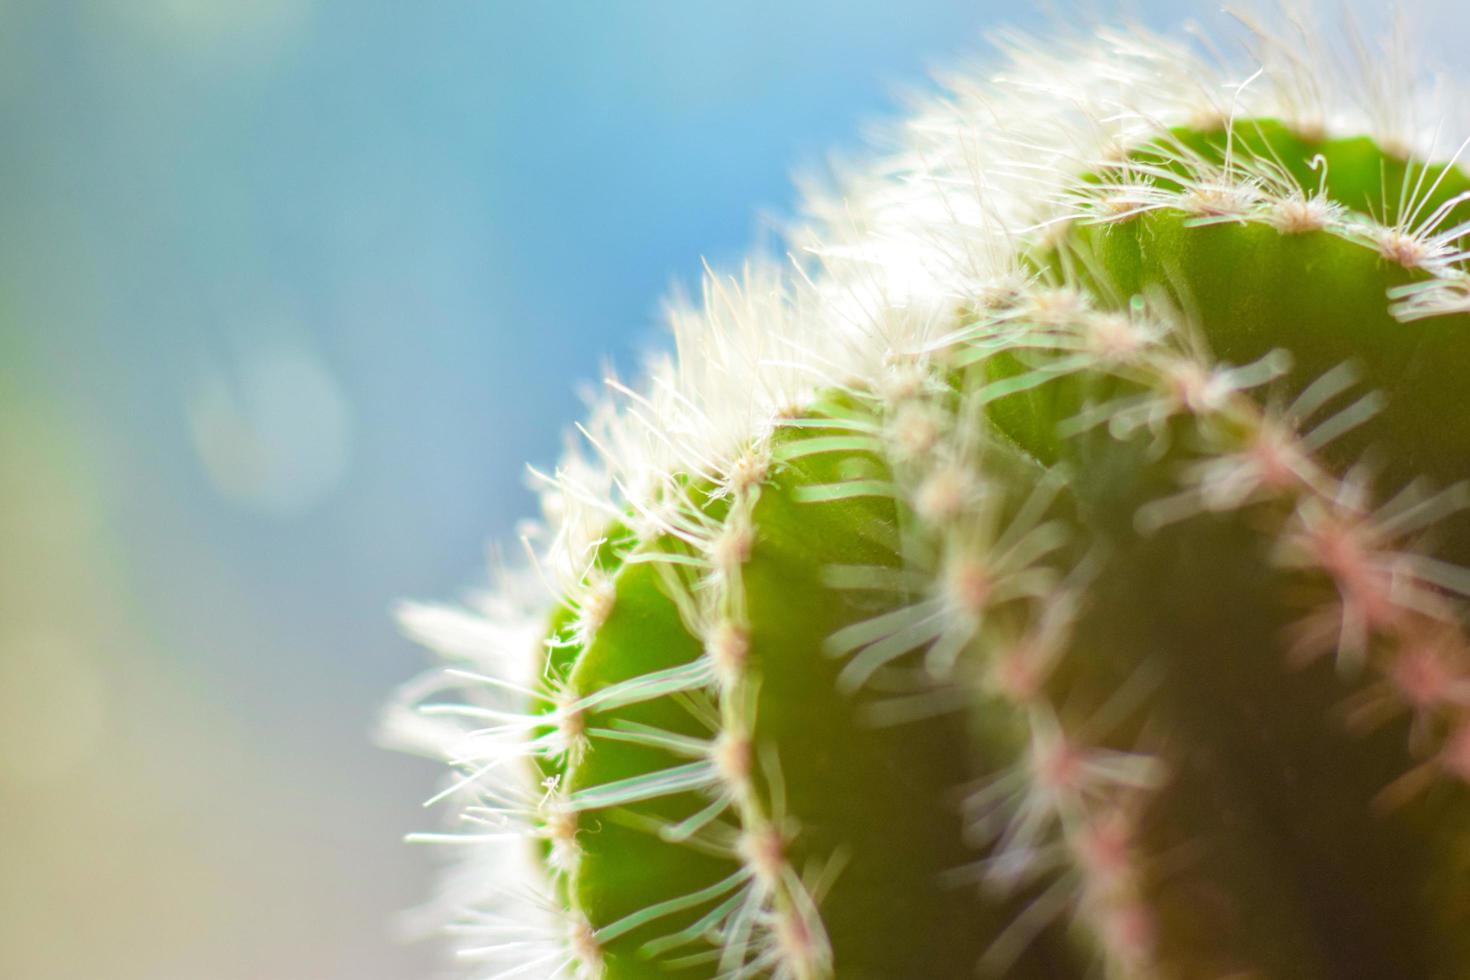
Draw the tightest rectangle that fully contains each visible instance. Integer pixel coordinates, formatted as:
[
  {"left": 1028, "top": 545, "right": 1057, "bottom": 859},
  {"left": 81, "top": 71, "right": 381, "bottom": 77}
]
[{"left": 388, "top": 13, "right": 1470, "bottom": 980}]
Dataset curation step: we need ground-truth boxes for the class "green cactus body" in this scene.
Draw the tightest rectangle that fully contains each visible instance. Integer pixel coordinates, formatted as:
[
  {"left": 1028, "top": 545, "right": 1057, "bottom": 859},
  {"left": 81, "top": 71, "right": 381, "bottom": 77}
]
[{"left": 390, "top": 17, "right": 1470, "bottom": 980}]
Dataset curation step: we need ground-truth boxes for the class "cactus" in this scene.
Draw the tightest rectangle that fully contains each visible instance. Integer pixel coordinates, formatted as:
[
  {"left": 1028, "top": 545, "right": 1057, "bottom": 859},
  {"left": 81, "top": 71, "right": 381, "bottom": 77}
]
[{"left": 387, "top": 12, "right": 1470, "bottom": 980}]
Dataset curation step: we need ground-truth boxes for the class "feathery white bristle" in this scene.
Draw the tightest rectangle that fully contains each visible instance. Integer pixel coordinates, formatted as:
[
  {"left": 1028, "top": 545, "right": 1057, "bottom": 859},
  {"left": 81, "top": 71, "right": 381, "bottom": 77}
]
[
  {"left": 505, "top": 11, "right": 1467, "bottom": 618},
  {"left": 523, "top": 13, "right": 1465, "bottom": 589}
]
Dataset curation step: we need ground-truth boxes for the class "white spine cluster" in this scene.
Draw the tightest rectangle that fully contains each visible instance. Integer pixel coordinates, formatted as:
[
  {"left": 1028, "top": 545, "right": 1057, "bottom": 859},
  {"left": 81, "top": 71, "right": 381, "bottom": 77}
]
[{"left": 524, "top": 9, "right": 1467, "bottom": 597}]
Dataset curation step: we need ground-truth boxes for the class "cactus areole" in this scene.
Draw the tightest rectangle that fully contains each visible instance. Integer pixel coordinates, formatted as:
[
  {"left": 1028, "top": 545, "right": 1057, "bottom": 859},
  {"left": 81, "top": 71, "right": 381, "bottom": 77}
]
[{"left": 388, "top": 14, "right": 1470, "bottom": 980}]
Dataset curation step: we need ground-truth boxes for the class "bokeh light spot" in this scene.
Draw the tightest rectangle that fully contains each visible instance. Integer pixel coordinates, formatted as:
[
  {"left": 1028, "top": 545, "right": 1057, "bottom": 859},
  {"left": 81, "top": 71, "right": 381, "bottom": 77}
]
[{"left": 186, "top": 332, "right": 354, "bottom": 517}]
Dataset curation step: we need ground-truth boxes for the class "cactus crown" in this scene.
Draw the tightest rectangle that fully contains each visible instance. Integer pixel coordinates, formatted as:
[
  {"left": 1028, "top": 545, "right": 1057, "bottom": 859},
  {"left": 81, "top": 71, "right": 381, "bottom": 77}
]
[{"left": 389, "top": 11, "right": 1470, "bottom": 980}]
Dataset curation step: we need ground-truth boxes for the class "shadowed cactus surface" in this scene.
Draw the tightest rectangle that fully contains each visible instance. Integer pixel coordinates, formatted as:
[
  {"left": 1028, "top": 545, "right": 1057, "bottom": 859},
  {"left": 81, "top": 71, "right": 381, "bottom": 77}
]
[{"left": 388, "top": 13, "right": 1470, "bottom": 980}]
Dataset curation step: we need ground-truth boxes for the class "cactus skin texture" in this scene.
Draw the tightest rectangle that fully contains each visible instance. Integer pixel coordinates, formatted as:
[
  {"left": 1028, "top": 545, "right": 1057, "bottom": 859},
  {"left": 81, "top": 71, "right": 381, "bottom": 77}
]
[{"left": 388, "top": 13, "right": 1470, "bottom": 980}]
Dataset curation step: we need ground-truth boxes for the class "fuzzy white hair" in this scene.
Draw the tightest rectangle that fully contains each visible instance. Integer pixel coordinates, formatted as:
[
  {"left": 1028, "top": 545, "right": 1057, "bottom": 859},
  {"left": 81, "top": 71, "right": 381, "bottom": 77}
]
[{"left": 532, "top": 8, "right": 1466, "bottom": 603}]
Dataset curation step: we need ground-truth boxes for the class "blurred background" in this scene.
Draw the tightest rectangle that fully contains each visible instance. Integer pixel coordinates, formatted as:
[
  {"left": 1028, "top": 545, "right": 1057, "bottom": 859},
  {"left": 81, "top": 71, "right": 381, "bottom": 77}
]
[{"left": 2, "top": 1, "right": 1463, "bottom": 978}]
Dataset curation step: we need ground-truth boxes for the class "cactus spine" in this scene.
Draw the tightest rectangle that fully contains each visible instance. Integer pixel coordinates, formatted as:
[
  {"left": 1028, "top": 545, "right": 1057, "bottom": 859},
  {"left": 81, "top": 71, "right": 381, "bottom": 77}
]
[{"left": 389, "top": 12, "right": 1470, "bottom": 980}]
